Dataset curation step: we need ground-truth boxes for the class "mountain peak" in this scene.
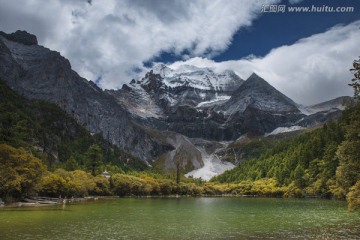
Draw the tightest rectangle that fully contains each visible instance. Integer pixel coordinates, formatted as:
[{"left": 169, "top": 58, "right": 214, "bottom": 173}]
[
  {"left": 0, "top": 30, "right": 38, "bottom": 46},
  {"left": 242, "top": 72, "right": 272, "bottom": 89},
  {"left": 149, "top": 64, "right": 244, "bottom": 93},
  {"left": 221, "top": 72, "right": 299, "bottom": 116},
  {"left": 246, "top": 72, "right": 266, "bottom": 82},
  {"left": 249, "top": 72, "right": 260, "bottom": 78}
]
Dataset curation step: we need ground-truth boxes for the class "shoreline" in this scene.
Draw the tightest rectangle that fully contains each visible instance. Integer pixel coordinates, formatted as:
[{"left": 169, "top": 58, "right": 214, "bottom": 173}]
[
  {"left": 0, "top": 193, "right": 332, "bottom": 208},
  {"left": 1, "top": 196, "right": 115, "bottom": 207}
]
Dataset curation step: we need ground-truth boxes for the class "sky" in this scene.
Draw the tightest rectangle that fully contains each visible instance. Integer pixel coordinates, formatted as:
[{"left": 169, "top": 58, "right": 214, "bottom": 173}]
[{"left": 0, "top": 0, "right": 359, "bottom": 105}]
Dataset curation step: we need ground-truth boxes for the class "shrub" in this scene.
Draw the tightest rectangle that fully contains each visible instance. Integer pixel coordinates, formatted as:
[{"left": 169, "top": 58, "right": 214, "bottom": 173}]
[{"left": 347, "top": 180, "right": 360, "bottom": 212}]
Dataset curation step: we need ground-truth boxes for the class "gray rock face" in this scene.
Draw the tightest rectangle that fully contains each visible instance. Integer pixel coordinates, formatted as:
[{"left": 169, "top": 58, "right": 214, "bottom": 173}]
[
  {"left": 114, "top": 71, "right": 308, "bottom": 139},
  {"left": 0, "top": 30, "right": 38, "bottom": 46},
  {"left": 296, "top": 96, "right": 353, "bottom": 128},
  {"left": 220, "top": 73, "right": 300, "bottom": 114},
  {"left": 300, "top": 96, "right": 353, "bottom": 115},
  {"left": 215, "top": 73, "right": 305, "bottom": 136},
  {"left": 0, "top": 34, "right": 170, "bottom": 163}
]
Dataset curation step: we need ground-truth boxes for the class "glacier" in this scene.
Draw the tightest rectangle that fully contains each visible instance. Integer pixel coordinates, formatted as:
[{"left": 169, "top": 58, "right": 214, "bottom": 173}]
[{"left": 185, "top": 150, "right": 235, "bottom": 181}]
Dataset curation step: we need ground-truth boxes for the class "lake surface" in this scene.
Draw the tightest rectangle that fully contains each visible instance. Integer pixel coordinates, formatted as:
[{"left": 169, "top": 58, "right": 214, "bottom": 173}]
[{"left": 0, "top": 197, "right": 359, "bottom": 239}]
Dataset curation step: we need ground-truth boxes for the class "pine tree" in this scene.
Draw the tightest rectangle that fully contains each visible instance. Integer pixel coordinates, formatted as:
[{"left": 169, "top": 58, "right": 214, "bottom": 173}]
[
  {"left": 85, "top": 144, "right": 103, "bottom": 176},
  {"left": 336, "top": 103, "right": 360, "bottom": 195},
  {"left": 349, "top": 57, "right": 360, "bottom": 98}
]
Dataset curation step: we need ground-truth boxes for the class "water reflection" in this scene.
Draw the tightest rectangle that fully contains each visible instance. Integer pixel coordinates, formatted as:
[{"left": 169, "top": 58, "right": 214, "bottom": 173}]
[{"left": 0, "top": 198, "right": 358, "bottom": 240}]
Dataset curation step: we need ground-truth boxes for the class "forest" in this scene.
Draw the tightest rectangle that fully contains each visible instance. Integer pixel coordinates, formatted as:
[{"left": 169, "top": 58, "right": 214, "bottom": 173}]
[
  {"left": 212, "top": 104, "right": 359, "bottom": 209},
  {"left": 214, "top": 58, "right": 360, "bottom": 211}
]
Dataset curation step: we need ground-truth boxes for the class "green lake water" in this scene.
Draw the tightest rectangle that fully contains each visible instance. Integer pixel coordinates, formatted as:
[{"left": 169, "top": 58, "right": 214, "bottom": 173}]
[{"left": 0, "top": 197, "right": 359, "bottom": 239}]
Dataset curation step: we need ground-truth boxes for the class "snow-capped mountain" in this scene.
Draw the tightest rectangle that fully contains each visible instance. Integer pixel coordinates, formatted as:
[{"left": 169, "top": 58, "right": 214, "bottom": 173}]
[
  {"left": 141, "top": 64, "right": 243, "bottom": 109},
  {"left": 110, "top": 64, "right": 243, "bottom": 114},
  {"left": 219, "top": 73, "right": 300, "bottom": 115},
  {"left": 109, "top": 65, "right": 353, "bottom": 142},
  {"left": 0, "top": 30, "right": 353, "bottom": 181},
  {"left": 152, "top": 63, "right": 244, "bottom": 93}
]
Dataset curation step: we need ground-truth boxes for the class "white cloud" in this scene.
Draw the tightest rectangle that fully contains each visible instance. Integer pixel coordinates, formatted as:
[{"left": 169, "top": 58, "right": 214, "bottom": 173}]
[
  {"left": 0, "top": 0, "right": 279, "bottom": 89},
  {"left": 168, "top": 21, "right": 359, "bottom": 105}
]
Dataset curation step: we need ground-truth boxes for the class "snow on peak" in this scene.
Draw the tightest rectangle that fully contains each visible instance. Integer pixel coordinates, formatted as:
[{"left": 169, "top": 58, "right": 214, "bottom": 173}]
[
  {"left": 196, "top": 95, "right": 231, "bottom": 108},
  {"left": 152, "top": 63, "right": 173, "bottom": 78},
  {"left": 297, "top": 96, "right": 352, "bottom": 116},
  {"left": 151, "top": 63, "right": 243, "bottom": 92},
  {"left": 265, "top": 126, "right": 304, "bottom": 137}
]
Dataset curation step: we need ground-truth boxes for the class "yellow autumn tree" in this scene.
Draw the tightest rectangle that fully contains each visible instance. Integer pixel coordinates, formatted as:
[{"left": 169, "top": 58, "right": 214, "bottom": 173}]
[{"left": 0, "top": 144, "right": 46, "bottom": 200}]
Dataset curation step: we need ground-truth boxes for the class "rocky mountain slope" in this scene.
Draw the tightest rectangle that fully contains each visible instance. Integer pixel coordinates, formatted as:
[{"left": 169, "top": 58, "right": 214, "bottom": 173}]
[
  {"left": 0, "top": 31, "right": 172, "bottom": 163},
  {"left": 113, "top": 67, "right": 351, "bottom": 140},
  {"left": 0, "top": 30, "right": 353, "bottom": 180},
  {"left": 0, "top": 79, "right": 147, "bottom": 171}
]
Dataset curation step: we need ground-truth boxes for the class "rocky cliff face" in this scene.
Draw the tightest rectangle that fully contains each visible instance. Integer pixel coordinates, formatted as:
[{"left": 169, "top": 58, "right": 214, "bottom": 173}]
[
  {"left": 0, "top": 30, "right": 38, "bottom": 45},
  {"left": 0, "top": 32, "right": 172, "bottom": 163}
]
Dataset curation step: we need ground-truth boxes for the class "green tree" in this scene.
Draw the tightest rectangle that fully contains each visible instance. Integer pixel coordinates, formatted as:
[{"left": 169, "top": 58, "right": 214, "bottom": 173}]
[
  {"left": 335, "top": 103, "right": 360, "bottom": 197},
  {"left": 64, "top": 156, "right": 79, "bottom": 171},
  {"left": 349, "top": 56, "right": 360, "bottom": 98},
  {"left": 85, "top": 144, "right": 103, "bottom": 176},
  {"left": 173, "top": 145, "right": 187, "bottom": 184},
  {"left": 291, "top": 165, "right": 305, "bottom": 188}
]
